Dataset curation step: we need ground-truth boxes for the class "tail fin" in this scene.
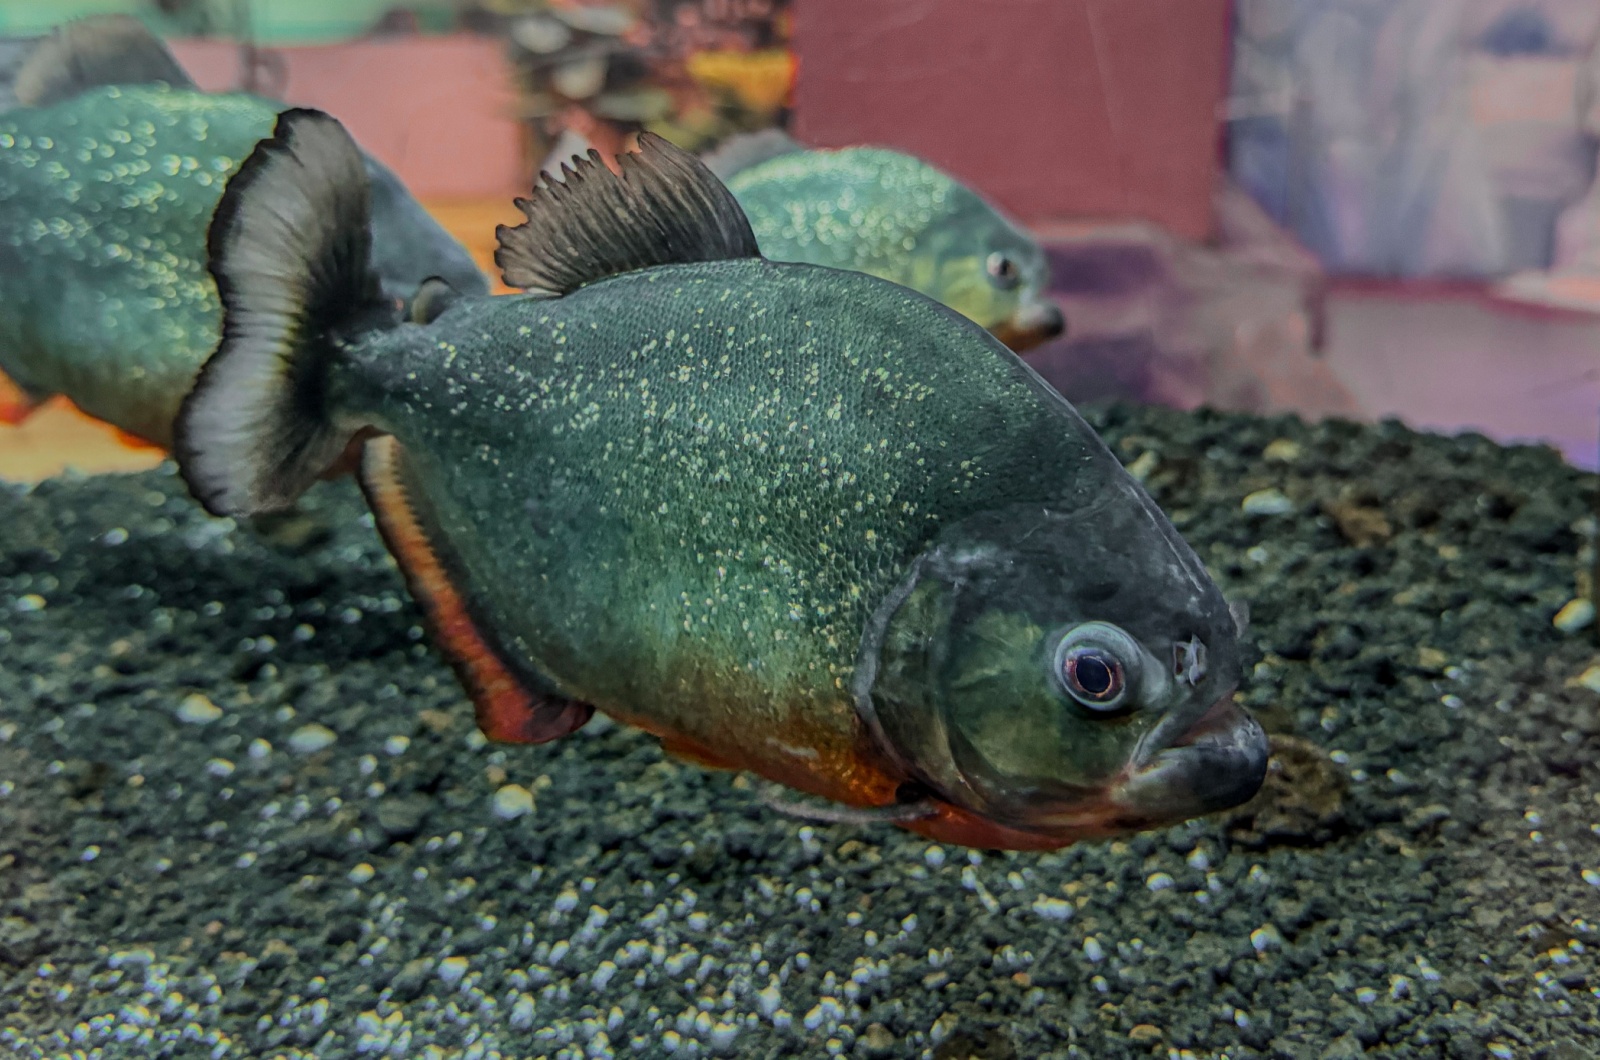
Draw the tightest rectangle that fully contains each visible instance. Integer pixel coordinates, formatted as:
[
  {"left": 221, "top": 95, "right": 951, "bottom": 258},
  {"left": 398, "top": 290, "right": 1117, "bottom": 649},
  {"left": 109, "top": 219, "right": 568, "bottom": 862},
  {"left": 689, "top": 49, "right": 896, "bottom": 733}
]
[
  {"left": 175, "top": 108, "right": 389, "bottom": 518},
  {"left": 15, "top": 15, "right": 196, "bottom": 108}
]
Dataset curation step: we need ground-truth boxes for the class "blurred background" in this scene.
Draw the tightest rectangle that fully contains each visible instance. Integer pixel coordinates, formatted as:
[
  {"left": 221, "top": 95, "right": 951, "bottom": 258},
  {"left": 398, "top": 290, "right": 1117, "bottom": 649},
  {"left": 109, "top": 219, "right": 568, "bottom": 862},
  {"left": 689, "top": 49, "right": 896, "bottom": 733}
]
[{"left": 4, "top": 0, "right": 1600, "bottom": 477}]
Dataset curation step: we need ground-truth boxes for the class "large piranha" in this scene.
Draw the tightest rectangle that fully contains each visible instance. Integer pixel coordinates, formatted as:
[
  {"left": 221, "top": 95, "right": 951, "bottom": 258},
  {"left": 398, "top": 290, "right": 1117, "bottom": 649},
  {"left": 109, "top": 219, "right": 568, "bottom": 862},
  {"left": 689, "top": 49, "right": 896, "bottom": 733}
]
[
  {"left": 0, "top": 15, "right": 486, "bottom": 447},
  {"left": 174, "top": 110, "right": 1267, "bottom": 850}
]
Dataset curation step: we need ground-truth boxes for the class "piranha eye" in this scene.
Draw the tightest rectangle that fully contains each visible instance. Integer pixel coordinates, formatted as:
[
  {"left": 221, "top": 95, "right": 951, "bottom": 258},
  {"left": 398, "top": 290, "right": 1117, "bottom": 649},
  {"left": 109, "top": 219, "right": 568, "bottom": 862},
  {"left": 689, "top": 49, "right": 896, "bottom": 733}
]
[
  {"left": 1052, "top": 623, "right": 1139, "bottom": 714},
  {"left": 986, "top": 252, "right": 1021, "bottom": 290}
]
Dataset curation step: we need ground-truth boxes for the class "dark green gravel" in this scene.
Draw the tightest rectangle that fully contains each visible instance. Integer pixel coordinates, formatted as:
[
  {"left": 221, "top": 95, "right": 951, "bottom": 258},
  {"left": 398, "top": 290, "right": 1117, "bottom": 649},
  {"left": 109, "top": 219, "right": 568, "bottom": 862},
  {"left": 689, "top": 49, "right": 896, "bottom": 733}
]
[{"left": 0, "top": 403, "right": 1597, "bottom": 1060}]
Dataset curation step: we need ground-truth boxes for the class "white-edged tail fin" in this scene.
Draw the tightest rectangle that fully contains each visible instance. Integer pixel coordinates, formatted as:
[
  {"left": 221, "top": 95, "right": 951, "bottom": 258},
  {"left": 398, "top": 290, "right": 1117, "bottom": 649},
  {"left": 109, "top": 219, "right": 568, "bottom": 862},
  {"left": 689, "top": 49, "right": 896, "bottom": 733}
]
[{"left": 175, "top": 108, "right": 389, "bottom": 518}]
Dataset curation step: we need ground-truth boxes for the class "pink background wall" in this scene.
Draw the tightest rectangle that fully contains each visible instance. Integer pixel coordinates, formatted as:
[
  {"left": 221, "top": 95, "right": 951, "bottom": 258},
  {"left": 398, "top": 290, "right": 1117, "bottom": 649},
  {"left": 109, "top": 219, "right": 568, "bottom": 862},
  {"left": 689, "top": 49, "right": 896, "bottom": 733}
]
[
  {"left": 169, "top": 34, "right": 526, "bottom": 200},
  {"left": 790, "top": 0, "right": 1232, "bottom": 241}
]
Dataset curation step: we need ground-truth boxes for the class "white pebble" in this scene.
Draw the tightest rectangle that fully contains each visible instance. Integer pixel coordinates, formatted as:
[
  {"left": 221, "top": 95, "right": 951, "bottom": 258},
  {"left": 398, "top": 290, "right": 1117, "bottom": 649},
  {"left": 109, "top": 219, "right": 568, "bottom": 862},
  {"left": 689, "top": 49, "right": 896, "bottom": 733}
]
[
  {"left": 287, "top": 724, "right": 337, "bottom": 754},
  {"left": 1241, "top": 488, "right": 1294, "bottom": 515},
  {"left": 756, "top": 982, "right": 782, "bottom": 1018},
  {"left": 205, "top": 759, "right": 235, "bottom": 778},
  {"left": 1146, "top": 872, "right": 1175, "bottom": 892},
  {"left": 1082, "top": 937, "right": 1104, "bottom": 962},
  {"left": 175, "top": 694, "right": 222, "bottom": 725},
  {"left": 492, "top": 784, "right": 535, "bottom": 820},
  {"left": 1250, "top": 924, "right": 1284, "bottom": 953},
  {"left": 247, "top": 738, "right": 272, "bottom": 760},
  {"left": 509, "top": 993, "right": 536, "bottom": 1030},
  {"left": 591, "top": 961, "right": 617, "bottom": 991},
  {"left": 1031, "top": 896, "right": 1074, "bottom": 921},
  {"left": 1553, "top": 598, "right": 1595, "bottom": 633},
  {"left": 348, "top": 863, "right": 375, "bottom": 884},
  {"left": 383, "top": 735, "right": 411, "bottom": 756},
  {"left": 437, "top": 956, "right": 469, "bottom": 987},
  {"left": 923, "top": 845, "right": 946, "bottom": 868}
]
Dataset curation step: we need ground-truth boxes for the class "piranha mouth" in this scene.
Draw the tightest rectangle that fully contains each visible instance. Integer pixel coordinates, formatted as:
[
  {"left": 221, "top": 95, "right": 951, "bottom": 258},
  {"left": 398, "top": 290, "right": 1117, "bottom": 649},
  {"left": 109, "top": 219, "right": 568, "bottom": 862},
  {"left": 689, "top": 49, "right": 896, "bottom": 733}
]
[
  {"left": 990, "top": 300, "right": 1066, "bottom": 352},
  {"left": 891, "top": 689, "right": 1270, "bottom": 851},
  {"left": 1109, "top": 690, "right": 1269, "bottom": 823}
]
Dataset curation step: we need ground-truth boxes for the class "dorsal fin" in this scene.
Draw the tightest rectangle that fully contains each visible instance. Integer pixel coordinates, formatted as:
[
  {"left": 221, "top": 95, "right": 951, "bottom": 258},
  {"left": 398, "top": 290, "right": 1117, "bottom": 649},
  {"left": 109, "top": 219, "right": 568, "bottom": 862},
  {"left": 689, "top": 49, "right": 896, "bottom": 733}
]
[
  {"left": 15, "top": 15, "right": 196, "bottom": 109},
  {"left": 494, "top": 131, "right": 759, "bottom": 297},
  {"left": 700, "top": 128, "right": 805, "bottom": 181}
]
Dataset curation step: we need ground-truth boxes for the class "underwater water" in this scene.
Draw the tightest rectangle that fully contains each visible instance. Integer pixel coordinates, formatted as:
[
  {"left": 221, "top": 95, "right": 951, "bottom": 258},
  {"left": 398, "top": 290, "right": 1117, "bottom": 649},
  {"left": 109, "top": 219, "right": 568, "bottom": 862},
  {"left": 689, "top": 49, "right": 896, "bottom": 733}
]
[{"left": 1, "top": 402, "right": 1596, "bottom": 1059}]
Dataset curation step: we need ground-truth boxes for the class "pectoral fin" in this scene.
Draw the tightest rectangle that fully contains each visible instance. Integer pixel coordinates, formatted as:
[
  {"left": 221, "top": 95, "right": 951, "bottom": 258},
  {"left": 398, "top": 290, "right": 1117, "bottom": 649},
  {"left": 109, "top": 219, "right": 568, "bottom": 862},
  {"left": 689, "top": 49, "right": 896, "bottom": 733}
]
[{"left": 359, "top": 434, "right": 594, "bottom": 744}]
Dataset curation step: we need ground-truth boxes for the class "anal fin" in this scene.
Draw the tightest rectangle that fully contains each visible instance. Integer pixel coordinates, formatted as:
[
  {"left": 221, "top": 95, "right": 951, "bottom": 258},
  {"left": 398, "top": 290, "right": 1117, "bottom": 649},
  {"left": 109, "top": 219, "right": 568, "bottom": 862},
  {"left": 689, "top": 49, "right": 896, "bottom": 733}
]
[{"left": 359, "top": 434, "right": 594, "bottom": 744}]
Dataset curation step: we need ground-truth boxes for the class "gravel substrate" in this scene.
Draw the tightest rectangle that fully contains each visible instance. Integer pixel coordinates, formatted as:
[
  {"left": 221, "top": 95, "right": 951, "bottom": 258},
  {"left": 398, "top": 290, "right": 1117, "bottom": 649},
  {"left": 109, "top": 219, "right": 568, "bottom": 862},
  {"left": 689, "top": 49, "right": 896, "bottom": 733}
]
[{"left": 0, "top": 402, "right": 1597, "bottom": 1060}]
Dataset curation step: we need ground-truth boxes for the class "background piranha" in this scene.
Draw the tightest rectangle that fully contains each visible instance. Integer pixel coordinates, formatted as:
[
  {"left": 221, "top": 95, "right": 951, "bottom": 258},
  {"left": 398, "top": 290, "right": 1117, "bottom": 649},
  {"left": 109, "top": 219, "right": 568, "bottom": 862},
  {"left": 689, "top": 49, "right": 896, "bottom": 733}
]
[
  {"left": 175, "top": 111, "right": 1266, "bottom": 851},
  {"left": 703, "top": 129, "right": 1065, "bottom": 353},
  {"left": 0, "top": 16, "right": 487, "bottom": 449}
]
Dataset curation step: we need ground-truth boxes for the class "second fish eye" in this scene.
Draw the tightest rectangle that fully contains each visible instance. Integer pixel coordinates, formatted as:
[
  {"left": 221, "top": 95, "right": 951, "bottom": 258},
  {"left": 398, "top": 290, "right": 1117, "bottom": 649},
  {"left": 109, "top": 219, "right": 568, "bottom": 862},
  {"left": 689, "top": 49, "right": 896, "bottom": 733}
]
[{"left": 986, "top": 252, "right": 1021, "bottom": 289}]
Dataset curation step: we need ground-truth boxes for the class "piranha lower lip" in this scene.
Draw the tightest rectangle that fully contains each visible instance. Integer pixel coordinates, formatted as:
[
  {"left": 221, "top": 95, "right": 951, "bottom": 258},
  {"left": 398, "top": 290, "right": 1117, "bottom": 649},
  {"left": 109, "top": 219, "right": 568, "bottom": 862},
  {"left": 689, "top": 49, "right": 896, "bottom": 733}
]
[
  {"left": 1112, "top": 690, "right": 1269, "bottom": 819},
  {"left": 991, "top": 299, "right": 1066, "bottom": 352}
]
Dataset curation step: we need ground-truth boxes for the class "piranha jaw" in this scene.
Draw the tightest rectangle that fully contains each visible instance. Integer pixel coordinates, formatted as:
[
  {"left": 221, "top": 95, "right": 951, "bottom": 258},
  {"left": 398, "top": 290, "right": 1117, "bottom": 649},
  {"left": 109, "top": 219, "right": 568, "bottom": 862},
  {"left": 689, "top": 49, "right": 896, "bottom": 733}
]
[
  {"left": 990, "top": 298, "right": 1066, "bottom": 353},
  {"left": 1108, "top": 690, "right": 1268, "bottom": 823},
  {"left": 882, "top": 691, "right": 1268, "bottom": 851}
]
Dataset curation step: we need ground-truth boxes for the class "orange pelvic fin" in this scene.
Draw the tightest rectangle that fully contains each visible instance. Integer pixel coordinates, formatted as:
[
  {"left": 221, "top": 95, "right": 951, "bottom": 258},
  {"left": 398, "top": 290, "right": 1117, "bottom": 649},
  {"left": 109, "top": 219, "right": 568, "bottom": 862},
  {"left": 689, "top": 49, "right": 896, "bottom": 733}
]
[
  {"left": 659, "top": 733, "right": 739, "bottom": 771},
  {"left": 359, "top": 434, "right": 594, "bottom": 744},
  {"left": 0, "top": 372, "right": 44, "bottom": 426},
  {"left": 110, "top": 426, "right": 168, "bottom": 452}
]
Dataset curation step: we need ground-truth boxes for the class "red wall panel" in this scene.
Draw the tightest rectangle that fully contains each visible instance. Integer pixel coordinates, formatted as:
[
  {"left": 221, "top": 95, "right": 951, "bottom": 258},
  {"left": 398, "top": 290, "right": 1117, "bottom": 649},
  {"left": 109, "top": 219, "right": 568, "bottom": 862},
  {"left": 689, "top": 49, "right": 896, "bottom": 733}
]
[{"left": 792, "top": 0, "right": 1231, "bottom": 240}]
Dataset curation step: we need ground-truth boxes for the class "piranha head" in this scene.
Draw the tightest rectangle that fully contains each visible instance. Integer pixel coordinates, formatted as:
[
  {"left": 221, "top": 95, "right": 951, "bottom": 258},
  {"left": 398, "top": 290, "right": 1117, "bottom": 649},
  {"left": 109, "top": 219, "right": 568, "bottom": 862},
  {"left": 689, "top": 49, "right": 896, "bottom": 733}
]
[
  {"left": 915, "top": 186, "right": 1064, "bottom": 354},
  {"left": 856, "top": 488, "right": 1267, "bottom": 851}
]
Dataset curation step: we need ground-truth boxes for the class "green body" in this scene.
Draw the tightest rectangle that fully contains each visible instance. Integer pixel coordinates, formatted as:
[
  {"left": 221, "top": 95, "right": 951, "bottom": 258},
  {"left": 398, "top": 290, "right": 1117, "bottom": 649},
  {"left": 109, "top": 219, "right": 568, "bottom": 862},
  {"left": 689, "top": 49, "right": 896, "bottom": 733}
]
[
  {"left": 347, "top": 260, "right": 1113, "bottom": 778},
  {"left": 0, "top": 85, "right": 270, "bottom": 442},
  {"left": 0, "top": 83, "right": 483, "bottom": 446},
  {"left": 725, "top": 147, "right": 1055, "bottom": 340}
]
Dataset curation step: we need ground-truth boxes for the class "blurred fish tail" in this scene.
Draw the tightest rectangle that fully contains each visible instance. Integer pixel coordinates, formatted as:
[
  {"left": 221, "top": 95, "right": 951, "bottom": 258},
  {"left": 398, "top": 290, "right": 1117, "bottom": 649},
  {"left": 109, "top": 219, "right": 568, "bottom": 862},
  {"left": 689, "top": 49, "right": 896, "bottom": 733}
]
[
  {"left": 175, "top": 108, "right": 393, "bottom": 518},
  {"left": 700, "top": 128, "right": 803, "bottom": 181},
  {"left": 15, "top": 14, "right": 194, "bottom": 108}
]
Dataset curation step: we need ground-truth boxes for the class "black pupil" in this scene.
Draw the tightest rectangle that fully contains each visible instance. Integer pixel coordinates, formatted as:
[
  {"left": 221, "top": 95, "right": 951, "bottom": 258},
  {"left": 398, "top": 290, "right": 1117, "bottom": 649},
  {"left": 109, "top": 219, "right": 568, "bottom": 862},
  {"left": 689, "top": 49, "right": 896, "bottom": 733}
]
[{"left": 1074, "top": 653, "right": 1115, "bottom": 697}]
